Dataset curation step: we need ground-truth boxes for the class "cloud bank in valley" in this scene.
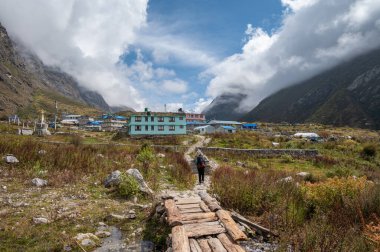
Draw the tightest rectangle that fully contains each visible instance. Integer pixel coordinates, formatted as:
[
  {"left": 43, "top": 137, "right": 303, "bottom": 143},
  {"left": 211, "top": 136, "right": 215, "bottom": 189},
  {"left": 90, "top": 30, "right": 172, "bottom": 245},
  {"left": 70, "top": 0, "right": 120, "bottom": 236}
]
[
  {"left": 204, "top": 0, "right": 380, "bottom": 112},
  {"left": 0, "top": 0, "right": 148, "bottom": 109}
]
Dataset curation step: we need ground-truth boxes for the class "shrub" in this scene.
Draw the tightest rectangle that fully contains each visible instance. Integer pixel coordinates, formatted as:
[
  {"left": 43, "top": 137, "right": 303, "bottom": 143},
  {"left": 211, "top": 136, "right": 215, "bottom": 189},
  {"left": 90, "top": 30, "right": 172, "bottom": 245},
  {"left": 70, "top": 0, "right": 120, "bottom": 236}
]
[
  {"left": 118, "top": 173, "right": 140, "bottom": 199},
  {"left": 361, "top": 144, "right": 377, "bottom": 158},
  {"left": 137, "top": 144, "right": 155, "bottom": 174}
]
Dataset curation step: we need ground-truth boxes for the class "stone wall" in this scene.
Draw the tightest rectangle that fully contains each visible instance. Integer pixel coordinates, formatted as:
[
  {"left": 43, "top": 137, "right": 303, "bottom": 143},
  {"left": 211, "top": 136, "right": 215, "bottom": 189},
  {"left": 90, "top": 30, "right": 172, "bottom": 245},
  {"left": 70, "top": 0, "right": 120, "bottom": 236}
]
[{"left": 197, "top": 147, "right": 318, "bottom": 158}]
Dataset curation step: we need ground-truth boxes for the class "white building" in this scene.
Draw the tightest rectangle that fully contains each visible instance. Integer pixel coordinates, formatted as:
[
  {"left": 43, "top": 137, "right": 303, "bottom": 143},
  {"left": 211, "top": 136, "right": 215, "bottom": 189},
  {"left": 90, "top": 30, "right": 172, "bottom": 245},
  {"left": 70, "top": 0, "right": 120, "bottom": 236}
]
[{"left": 194, "top": 125, "right": 215, "bottom": 134}]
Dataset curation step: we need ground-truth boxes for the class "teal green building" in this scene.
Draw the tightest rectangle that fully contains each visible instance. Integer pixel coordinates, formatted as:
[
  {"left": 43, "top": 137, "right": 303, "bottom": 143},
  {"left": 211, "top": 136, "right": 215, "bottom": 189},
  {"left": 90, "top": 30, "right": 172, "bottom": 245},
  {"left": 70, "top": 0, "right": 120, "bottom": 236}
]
[{"left": 128, "top": 109, "right": 186, "bottom": 136}]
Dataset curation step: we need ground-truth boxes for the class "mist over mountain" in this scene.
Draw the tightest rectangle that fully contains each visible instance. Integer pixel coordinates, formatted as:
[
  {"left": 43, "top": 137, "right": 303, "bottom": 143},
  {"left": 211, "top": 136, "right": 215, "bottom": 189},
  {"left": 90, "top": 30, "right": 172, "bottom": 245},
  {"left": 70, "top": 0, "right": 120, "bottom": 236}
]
[
  {"left": 241, "top": 47, "right": 380, "bottom": 129},
  {"left": 0, "top": 22, "right": 111, "bottom": 117}
]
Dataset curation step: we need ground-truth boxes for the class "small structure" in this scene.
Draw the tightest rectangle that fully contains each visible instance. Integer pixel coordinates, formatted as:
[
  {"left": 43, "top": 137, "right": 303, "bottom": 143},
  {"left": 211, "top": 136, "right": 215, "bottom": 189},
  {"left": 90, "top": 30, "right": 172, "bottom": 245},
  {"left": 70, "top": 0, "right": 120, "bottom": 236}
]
[
  {"left": 35, "top": 110, "right": 51, "bottom": 136},
  {"left": 85, "top": 121, "right": 102, "bottom": 131},
  {"left": 128, "top": 108, "right": 186, "bottom": 136},
  {"left": 186, "top": 121, "right": 208, "bottom": 131},
  {"left": 242, "top": 123, "right": 257, "bottom": 130},
  {"left": 216, "top": 126, "right": 236, "bottom": 134},
  {"left": 8, "top": 115, "right": 20, "bottom": 125},
  {"left": 294, "top": 132, "right": 320, "bottom": 139},
  {"left": 208, "top": 120, "right": 242, "bottom": 130},
  {"left": 194, "top": 125, "right": 215, "bottom": 134}
]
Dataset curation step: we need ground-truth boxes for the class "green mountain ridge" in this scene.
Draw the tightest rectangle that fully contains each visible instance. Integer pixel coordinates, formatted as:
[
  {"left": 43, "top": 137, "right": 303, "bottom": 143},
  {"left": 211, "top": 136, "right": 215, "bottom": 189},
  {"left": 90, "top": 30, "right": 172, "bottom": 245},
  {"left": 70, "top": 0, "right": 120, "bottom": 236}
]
[{"left": 241, "top": 47, "right": 380, "bottom": 129}]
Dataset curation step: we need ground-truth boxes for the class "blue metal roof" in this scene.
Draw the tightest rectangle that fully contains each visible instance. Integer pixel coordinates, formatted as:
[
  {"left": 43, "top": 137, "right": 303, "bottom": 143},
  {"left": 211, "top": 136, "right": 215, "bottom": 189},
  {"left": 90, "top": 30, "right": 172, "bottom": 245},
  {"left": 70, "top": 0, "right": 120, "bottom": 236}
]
[
  {"left": 242, "top": 123, "right": 257, "bottom": 128},
  {"left": 221, "top": 126, "right": 236, "bottom": 130},
  {"left": 209, "top": 120, "right": 242, "bottom": 125},
  {"left": 87, "top": 121, "right": 102, "bottom": 125}
]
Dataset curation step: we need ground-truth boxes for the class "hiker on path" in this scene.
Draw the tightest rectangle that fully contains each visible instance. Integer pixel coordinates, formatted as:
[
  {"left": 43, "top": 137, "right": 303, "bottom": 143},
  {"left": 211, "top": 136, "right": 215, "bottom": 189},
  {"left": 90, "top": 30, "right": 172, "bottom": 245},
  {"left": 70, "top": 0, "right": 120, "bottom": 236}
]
[{"left": 196, "top": 153, "right": 205, "bottom": 184}]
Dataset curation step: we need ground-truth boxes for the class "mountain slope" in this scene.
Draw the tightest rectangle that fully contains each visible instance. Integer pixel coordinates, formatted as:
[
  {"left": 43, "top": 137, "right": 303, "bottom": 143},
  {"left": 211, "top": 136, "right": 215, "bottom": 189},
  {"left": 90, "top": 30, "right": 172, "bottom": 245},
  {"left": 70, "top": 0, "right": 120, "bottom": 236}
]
[
  {"left": 242, "top": 48, "right": 380, "bottom": 129},
  {"left": 0, "top": 22, "right": 111, "bottom": 118},
  {"left": 203, "top": 93, "right": 247, "bottom": 121}
]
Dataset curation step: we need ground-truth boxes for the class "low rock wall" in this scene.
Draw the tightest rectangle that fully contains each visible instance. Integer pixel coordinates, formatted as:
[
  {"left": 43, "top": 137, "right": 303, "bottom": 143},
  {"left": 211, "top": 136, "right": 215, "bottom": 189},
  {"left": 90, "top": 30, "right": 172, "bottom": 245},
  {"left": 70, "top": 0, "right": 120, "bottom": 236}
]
[{"left": 197, "top": 147, "right": 318, "bottom": 158}]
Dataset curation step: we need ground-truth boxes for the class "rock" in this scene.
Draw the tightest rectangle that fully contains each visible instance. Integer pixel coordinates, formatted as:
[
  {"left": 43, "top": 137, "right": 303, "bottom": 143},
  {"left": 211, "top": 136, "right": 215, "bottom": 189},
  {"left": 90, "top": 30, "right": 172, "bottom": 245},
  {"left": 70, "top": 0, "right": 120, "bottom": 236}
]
[
  {"left": 278, "top": 176, "right": 294, "bottom": 183},
  {"left": 81, "top": 239, "right": 96, "bottom": 246},
  {"left": 296, "top": 172, "right": 310, "bottom": 178},
  {"left": 31, "top": 178, "right": 48, "bottom": 187},
  {"left": 133, "top": 196, "right": 138, "bottom": 203},
  {"left": 156, "top": 205, "right": 165, "bottom": 215},
  {"left": 157, "top": 153, "right": 166, "bottom": 158},
  {"left": 272, "top": 142, "right": 280, "bottom": 147},
  {"left": 95, "top": 230, "right": 111, "bottom": 238},
  {"left": 38, "top": 150, "right": 47, "bottom": 155},
  {"left": 136, "top": 227, "right": 143, "bottom": 234},
  {"left": 3, "top": 154, "right": 19, "bottom": 164},
  {"left": 33, "top": 217, "right": 49, "bottom": 224},
  {"left": 105, "top": 213, "right": 127, "bottom": 221},
  {"left": 74, "top": 233, "right": 99, "bottom": 245},
  {"left": 223, "top": 158, "right": 229, "bottom": 162},
  {"left": 96, "top": 153, "right": 105, "bottom": 158},
  {"left": 126, "top": 169, "right": 153, "bottom": 194},
  {"left": 236, "top": 161, "right": 245, "bottom": 167},
  {"left": 128, "top": 210, "right": 136, "bottom": 214},
  {"left": 104, "top": 170, "right": 121, "bottom": 188},
  {"left": 63, "top": 245, "right": 72, "bottom": 251},
  {"left": 98, "top": 222, "right": 107, "bottom": 227}
]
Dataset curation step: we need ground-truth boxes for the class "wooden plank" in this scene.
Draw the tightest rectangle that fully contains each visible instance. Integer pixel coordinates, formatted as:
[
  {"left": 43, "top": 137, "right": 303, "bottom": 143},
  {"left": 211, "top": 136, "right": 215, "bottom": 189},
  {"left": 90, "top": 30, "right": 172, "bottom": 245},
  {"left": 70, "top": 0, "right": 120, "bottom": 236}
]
[
  {"left": 181, "top": 212, "right": 216, "bottom": 222},
  {"left": 217, "top": 233, "right": 246, "bottom": 252},
  {"left": 172, "top": 226, "right": 191, "bottom": 252},
  {"left": 176, "top": 198, "right": 202, "bottom": 205},
  {"left": 207, "top": 237, "right": 227, "bottom": 252},
  {"left": 180, "top": 216, "right": 219, "bottom": 225},
  {"left": 184, "top": 221, "right": 221, "bottom": 229},
  {"left": 230, "top": 211, "right": 277, "bottom": 237},
  {"left": 200, "top": 201, "right": 211, "bottom": 212},
  {"left": 180, "top": 208, "right": 204, "bottom": 214},
  {"left": 189, "top": 239, "right": 202, "bottom": 252},
  {"left": 178, "top": 204, "right": 200, "bottom": 209},
  {"left": 165, "top": 199, "right": 182, "bottom": 227},
  {"left": 198, "top": 192, "right": 222, "bottom": 212},
  {"left": 185, "top": 224, "right": 225, "bottom": 238},
  {"left": 198, "top": 239, "right": 212, "bottom": 252},
  {"left": 216, "top": 210, "right": 247, "bottom": 241}
]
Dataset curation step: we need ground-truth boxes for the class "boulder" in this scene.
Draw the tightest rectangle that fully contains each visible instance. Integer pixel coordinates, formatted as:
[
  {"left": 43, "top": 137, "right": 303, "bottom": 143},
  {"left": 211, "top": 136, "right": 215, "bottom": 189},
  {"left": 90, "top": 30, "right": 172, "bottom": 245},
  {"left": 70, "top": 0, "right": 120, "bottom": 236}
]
[
  {"left": 95, "top": 230, "right": 111, "bottom": 238},
  {"left": 296, "top": 172, "right": 310, "bottom": 178},
  {"left": 126, "top": 169, "right": 153, "bottom": 194},
  {"left": 38, "top": 150, "right": 47, "bottom": 155},
  {"left": 278, "top": 176, "right": 294, "bottom": 183},
  {"left": 104, "top": 170, "right": 121, "bottom": 188},
  {"left": 31, "top": 178, "right": 48, "bottom": 187},
  {"left": 33, "top": 217, "right": 49, "bottom": 224},
  {"left": 32, "top": 178, "right": 47, "bottom": 187},
  {"left": 157, "top": 153, "right": 166, "bottom": 158},
  {"left": 3, "top": 154, "right": 19, "bottom": 164},
  {"left": 74, "top": 233, "right": 99, "bottom": 246}
]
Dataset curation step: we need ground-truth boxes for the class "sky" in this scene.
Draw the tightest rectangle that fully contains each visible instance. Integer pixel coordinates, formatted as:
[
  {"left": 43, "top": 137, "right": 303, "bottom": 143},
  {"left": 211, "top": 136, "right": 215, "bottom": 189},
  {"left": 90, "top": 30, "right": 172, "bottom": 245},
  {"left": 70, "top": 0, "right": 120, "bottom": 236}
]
[{"left": 0, "top": 0, "right": 379, "bottom": 113}]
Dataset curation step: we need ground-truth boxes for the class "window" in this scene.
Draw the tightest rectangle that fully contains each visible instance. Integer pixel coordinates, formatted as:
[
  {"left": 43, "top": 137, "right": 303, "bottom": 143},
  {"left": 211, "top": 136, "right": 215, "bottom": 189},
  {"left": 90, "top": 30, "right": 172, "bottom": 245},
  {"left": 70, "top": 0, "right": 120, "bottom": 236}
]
[
  {"left": 169, "top": 125, "right": 175, "bottom": 131},
  {"left": 180, "top": 125, "right": 184, "bottom": 129},
  {"left": 135, "top": 116, "right": 141, "bottom": 122},
  {"left": 158, "top": 117, "right": 164, "bottom": 122},
  {"left": 169, "top": 117, "right": 175, "bottom": 122},
  {"left": 151, "top": 125, "right": 154, "bottom": 131},
  {"left": 158, "top": 125, "right": 164, "bottom": 131},
  {"left": 145, "top": 125, "right": 148, "bottom": 131},
  {"left": 135, "top": 125, "right": 141, "bottom": 131},
  {"left": 151, "top": 116, "right": 154, "bottom": 122},
  {"left": 179, "top": 116, "right": 183, "bottom": 120},
  {"left": 145, "top": 116, "right": 148, "bottom": 122}
]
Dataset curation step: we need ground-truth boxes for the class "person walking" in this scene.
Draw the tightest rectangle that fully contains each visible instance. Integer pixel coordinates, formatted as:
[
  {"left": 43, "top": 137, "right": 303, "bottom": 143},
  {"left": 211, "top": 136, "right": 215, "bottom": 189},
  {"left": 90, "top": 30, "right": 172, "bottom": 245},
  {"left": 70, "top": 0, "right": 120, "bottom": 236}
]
[{"left": 196, "top": 153, "right": 205, "bottom": 184}]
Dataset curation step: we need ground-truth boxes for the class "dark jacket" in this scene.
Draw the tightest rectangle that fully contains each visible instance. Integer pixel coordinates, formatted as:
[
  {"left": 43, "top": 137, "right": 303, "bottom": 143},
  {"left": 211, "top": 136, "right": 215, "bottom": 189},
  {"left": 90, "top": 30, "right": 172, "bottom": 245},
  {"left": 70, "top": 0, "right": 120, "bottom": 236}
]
[{"left": 196, "top": 156, "right": 205, "bottom": 168}]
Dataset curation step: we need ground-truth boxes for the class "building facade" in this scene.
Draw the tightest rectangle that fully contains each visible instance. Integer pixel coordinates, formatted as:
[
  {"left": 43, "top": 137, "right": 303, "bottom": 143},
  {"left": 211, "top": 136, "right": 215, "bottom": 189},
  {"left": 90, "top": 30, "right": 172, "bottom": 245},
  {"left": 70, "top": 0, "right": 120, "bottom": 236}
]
[
  {"left": 128, "top": 110, "right": 186, "bottom": 136},
  {"left": 186, "top": 113, "right": 206, "bottom": 123}
]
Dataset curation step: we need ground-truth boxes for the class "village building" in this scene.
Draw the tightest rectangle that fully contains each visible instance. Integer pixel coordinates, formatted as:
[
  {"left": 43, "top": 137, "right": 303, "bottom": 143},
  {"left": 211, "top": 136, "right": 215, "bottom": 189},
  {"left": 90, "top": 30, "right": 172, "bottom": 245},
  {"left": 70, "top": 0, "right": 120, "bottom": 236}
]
[
  {"left": 194, "top": 125, "right": 215, "bottom": 134},
  {"left": 208, "top": 120, "right": 242, "bottom": 130},
  {"left": 101, "top": 115, "right": 128, "bottom": 132},
  {"left": 242, "top": 123, "right": 258, "bottom": 130},
  {"left": 186, "top": 113, "right": 206, "bottom": 123},
  {"left": 61, "top": 114, "right": 81, "bottom": 126},
  {"left": 128, "top": 108, "right": 186, "bottom": 136},
  {"left": 216, "top": 125, "right": 236, "bottom": 134}
]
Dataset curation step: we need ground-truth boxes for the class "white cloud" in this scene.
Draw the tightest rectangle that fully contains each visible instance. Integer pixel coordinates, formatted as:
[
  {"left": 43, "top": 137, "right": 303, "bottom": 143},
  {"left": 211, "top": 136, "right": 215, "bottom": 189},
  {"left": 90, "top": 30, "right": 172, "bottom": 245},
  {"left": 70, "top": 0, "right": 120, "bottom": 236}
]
[
  {"left": 205, "top": 0, "right": 380, "bottom": 112},
  {"left": 0, "top": 0, "right": 148, "bottom": 109},
  {"left": 191, "top": 98, "right": 213, "bottom": 113},
  {"left": 162, "top": 79, "right": 188, "bottom": 94}
]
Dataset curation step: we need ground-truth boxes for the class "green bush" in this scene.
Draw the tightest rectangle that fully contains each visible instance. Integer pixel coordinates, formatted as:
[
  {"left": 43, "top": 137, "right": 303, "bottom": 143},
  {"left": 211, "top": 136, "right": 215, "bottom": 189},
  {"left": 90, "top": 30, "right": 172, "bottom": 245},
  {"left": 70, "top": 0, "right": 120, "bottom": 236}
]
[
  {"left": 117, "top": 173, "right": 140, "bottom": 199},
  {"left": 361, "top": 144, "right": 377, "bottom": 158}
]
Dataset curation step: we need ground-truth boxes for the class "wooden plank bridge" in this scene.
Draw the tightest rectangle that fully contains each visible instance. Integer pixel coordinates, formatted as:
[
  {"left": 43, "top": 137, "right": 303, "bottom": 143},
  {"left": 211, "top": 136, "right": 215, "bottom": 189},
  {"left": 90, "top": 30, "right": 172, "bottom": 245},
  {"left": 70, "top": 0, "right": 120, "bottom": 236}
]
[{"left": 163, "top": 191, "right": 247, "bottom": 252}]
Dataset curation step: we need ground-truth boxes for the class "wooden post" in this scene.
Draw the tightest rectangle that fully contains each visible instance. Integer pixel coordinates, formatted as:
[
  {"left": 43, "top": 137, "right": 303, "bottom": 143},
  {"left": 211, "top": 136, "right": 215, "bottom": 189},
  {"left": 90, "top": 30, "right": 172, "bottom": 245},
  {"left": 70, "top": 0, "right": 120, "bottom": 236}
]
[
  {"left": 172, "top": 226, "right": 191, "bottom": 252},
  {"left": 165, "top": 199, "right": 182, "bottom": 227},
  {"left": 216, "top": 210, "right": 247, "bottom": 241},
  {"left": 198, "top": 239, "right": 212, "bottom": 252}
]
